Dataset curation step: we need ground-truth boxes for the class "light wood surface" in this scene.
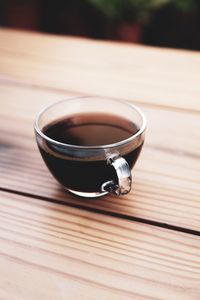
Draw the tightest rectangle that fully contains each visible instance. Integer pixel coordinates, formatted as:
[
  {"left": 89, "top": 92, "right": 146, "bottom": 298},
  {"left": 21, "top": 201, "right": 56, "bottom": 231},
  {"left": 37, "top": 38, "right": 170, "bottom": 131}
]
[
  {"left": 0, "top": 28, "right": 200, "bottom": 300},
  {"left": 0, "top": 83, "right": 199, "bottom": 231},
  {"left": 0, "top": 191, "right": 200, "bottom": 300},
  {"left": 0, "top": 29, "right": 200, "bottom": 112}
]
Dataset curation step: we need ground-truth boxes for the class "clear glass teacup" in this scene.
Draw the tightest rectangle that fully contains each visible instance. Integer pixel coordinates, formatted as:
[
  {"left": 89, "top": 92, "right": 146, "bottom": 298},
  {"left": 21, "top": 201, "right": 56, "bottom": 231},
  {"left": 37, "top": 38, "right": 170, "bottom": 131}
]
[{"left": 34, "top": 96, "right": 146, "bottom": 198}]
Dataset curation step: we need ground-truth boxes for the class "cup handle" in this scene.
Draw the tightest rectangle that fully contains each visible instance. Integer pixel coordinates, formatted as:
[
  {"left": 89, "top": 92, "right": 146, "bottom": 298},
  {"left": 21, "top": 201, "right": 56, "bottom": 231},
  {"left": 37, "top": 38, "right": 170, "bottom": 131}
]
[{"left": 101, "top": 153, "right": 132, "bottom": 196}]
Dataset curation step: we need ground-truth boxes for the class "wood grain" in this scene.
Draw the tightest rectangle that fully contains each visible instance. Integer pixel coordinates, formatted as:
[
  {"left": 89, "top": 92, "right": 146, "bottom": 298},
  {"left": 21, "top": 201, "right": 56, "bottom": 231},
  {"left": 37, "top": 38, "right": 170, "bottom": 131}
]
[
  {"left": 0, "top": 29, "right": 200, "bottom": 112},
  {"left": 0, "top": 190, "right": 200, "bottom": 300},
  {"left": 0, "top": 29, "right": 200, "bottom": 300},
  {"left": 0, "top": 83, "right": 200, "bottom": 231}
]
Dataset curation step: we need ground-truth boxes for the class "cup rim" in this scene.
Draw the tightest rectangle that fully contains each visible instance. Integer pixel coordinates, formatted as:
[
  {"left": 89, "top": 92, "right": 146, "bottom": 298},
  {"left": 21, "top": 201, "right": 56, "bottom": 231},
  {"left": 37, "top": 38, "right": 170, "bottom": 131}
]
[{"left": 34, "top": 96, "right": 147, "bottom": 150}]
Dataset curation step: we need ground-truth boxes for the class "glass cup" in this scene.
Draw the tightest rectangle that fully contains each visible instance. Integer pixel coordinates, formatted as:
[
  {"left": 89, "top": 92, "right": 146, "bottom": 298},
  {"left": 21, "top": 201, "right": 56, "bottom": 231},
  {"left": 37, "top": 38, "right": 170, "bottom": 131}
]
[{"left": 34, "top": 96, "right": 146, "bottom": 198}]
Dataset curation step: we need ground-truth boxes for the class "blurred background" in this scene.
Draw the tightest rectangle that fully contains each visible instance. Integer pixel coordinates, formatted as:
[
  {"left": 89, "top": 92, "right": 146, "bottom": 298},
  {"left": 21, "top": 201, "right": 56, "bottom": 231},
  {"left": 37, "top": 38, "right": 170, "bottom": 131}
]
[{"left": 0, "top": 0, "right": 200, "bottom": 50}]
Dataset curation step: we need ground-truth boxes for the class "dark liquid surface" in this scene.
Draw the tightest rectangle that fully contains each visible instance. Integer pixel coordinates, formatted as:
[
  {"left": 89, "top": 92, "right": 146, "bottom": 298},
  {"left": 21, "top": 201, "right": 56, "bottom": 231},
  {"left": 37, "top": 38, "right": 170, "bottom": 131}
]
[
  {"left": 39, "top": 113, "right": 143, "bottom": 193},
  {"left": 43, "top": 113, "right": 134, "bottom": 146}
]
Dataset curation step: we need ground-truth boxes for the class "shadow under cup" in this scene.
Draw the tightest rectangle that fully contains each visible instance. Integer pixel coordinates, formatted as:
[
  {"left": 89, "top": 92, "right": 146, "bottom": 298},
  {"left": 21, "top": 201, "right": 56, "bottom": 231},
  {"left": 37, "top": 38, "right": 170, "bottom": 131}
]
[{"left": 34, "top": 97, "right": 146, "bottom": 198}]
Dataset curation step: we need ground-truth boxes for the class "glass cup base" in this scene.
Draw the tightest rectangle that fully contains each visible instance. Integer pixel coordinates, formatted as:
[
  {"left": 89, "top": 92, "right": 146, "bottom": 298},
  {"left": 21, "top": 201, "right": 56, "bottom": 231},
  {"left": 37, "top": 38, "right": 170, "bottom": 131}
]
[{"left": 67, "top": 188, "right": 108, "bottom": 198}]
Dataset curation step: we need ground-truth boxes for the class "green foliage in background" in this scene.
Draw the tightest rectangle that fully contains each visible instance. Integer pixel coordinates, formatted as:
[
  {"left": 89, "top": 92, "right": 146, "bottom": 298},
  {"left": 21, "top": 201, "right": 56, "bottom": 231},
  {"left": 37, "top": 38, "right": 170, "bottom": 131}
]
[
  {"left": 170, "top": 0, "right": 197, "bottom": 11},
  {"left": 88, "top": 0, "right": 197, "bottom": 23}
]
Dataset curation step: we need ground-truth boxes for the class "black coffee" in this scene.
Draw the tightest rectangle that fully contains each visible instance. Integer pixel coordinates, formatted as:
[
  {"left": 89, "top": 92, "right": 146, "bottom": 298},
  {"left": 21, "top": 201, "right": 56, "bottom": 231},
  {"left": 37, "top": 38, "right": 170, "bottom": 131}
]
[{"left": 39, "top": 113, "right": 143, "bottom": 193}]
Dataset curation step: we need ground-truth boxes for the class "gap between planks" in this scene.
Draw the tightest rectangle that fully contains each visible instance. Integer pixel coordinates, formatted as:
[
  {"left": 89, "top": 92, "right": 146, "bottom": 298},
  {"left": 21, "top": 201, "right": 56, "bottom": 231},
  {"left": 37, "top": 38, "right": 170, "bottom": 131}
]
[
  {"left": 1, "top": 83, "right": 200, "bottom": 232},
  {"left": 0, "top": 189, "right": 199, "bottom": 300},
  {"left": 0, "top": 76, "right": 200, "bottom": 116},
  {"left": 1, "top": 188, "right": 199, "bottom": 237}
]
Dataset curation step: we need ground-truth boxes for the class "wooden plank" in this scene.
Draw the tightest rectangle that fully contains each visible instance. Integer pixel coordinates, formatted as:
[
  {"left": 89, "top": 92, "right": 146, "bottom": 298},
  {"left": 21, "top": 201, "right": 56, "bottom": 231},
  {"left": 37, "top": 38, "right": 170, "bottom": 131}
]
[
  {"left": 0, "top": 29, "right": 200, "bottom": 112},
  {"left": 0, "top": 83, "right": 200, "bottom": 231},
  {"left": 0, "top": 190, "right": 199, "bottom": 300}
]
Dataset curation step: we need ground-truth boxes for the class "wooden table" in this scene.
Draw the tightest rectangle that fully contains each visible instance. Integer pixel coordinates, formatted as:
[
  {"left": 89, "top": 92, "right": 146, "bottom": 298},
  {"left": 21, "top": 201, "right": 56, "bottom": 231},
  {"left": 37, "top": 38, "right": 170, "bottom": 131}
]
[{"left": 0, "top": 29, "right": 200, "bottom": 300}]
